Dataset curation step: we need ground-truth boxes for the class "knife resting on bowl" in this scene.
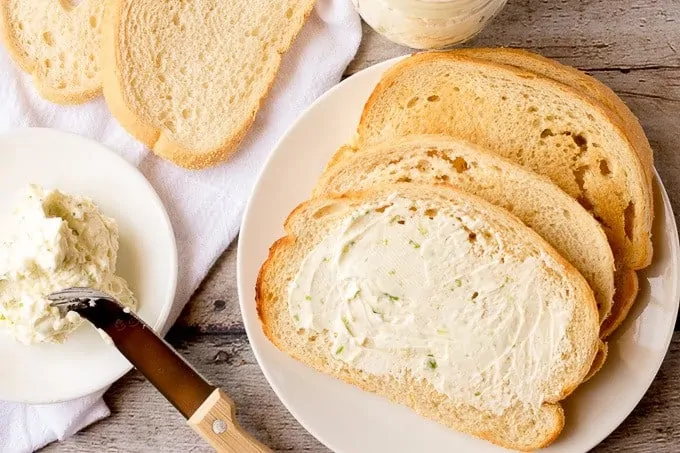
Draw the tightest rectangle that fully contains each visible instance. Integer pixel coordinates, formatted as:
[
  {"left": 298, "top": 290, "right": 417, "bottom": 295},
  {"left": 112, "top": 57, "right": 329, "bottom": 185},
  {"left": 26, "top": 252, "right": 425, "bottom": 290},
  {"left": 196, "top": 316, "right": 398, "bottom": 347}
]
[{"left": 48, "top": 288, "right": 270, "bottom": 453}]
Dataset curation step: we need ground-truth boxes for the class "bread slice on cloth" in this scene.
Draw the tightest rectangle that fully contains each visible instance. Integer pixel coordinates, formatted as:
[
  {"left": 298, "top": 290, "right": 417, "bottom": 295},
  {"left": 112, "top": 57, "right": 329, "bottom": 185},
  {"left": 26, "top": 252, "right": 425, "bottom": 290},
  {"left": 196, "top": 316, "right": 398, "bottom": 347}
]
[
  {"left": 357, "top": 52, "right": 653, "bottom": 272},
  {"left": 102, "top": 0, "right": 315, "bottom": 169},
  {"left": 316, "top": 135, "right": 615, "bottom": 330},
  {"left": 0, "top": 0, "right": 104, "bottom": 103},
  {"left": 257, "top": 184, "right": 600, "bottom": 451}
]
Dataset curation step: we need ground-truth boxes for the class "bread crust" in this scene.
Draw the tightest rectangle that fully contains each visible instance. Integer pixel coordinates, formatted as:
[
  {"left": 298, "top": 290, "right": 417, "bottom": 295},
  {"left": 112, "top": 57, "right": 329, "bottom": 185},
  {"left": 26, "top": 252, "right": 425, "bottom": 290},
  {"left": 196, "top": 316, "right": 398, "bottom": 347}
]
[
  {"left": 601, "top": 268, "right": 639, "bottom": 338},
  {"left": 583, "top": 341, "right": 609, "bottom": 383},
  {"left": 101, "top": 0, "right": 316, "bottom": 169},
  {"left": 0, "top": 1, "right": 102, "bottom": 104}
]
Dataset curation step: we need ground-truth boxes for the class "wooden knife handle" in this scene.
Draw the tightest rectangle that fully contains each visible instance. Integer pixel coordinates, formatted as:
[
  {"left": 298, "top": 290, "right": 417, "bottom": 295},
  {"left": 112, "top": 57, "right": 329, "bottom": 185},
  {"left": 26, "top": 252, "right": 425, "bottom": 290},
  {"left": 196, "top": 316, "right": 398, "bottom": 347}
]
[{"left": 188, "top": 389, "right": 271, "bottom": 453}]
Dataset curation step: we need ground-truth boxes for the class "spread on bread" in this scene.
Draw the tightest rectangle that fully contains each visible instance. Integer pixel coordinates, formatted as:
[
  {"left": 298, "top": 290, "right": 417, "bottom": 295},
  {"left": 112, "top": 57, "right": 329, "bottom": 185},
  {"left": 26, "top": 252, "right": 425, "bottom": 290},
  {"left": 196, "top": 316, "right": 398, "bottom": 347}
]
[
  {"left": 316, "top": 134, "right": 616, "bottom": 331},
  {"left": 289, "top": 195, "right": 573, "bottom": 414},
  {"left": 258, "top": 184, "right": 600, "bottom": 451}
]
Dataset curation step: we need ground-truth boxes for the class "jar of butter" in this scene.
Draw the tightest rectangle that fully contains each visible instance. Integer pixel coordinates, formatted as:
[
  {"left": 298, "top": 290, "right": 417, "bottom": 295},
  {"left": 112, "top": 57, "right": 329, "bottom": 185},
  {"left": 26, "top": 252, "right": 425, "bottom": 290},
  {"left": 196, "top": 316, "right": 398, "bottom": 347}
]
[{"left": 352, "top": 0, "right": 508, "bottom": 49}]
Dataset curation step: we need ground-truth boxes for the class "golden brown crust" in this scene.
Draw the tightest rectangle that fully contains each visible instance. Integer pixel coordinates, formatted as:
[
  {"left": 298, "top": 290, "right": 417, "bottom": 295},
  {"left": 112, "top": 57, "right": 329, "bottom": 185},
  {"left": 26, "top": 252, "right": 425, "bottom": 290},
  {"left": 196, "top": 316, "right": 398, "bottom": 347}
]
[
  {"left": 101, "top": 0, "right": 316, "bottom": 170},
  {"left": 601, "top": 269, "right": 639, "bottom": 338},
  {"left": 0, "top": 2, "right": 101, "bottom": 104},
  {"left": 357, "top": 51, "right": 654, "bottom": 270},
  {"left": 582, "top": 341, "right": 608, "bottom": 383}
]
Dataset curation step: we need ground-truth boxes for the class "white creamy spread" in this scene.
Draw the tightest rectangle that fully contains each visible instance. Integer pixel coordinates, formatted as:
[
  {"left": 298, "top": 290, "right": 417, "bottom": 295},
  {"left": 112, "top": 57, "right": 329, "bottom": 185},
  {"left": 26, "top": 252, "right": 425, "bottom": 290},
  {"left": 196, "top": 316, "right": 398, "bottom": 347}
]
[
  {"left": 353, "top": 0, "right": 508, "bottom": 49},
  {"left": 289, "top": 196, "right": 573, "bottom": 414},
  {"left": 0, "top": 185, "right": 137, "bottom": 345}
]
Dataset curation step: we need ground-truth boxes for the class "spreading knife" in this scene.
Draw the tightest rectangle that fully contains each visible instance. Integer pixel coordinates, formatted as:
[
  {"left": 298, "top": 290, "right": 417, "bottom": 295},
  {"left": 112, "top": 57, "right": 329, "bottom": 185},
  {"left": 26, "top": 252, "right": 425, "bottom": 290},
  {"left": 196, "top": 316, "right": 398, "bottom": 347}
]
[{"left": 48, "top": 287, "right": 270, "bottom": 453}]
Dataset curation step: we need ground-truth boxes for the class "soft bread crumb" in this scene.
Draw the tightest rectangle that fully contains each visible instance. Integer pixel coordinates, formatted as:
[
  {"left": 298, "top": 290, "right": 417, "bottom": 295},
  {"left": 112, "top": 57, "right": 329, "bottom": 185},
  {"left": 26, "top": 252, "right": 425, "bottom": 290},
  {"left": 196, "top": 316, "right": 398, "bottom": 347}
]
[
  {"left": 101, "top": 0, "right": 316, "bottom": 169},
  {"left": 0, "top": 0, "right": 104, "bottom": 104}
]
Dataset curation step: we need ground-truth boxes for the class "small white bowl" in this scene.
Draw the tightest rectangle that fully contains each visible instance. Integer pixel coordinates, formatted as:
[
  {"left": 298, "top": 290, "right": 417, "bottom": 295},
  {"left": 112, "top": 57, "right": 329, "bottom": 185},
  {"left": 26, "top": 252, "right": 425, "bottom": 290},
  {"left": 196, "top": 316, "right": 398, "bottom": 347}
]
[{"left": 0, "top": 128, "right": 177, "bottom": 404}]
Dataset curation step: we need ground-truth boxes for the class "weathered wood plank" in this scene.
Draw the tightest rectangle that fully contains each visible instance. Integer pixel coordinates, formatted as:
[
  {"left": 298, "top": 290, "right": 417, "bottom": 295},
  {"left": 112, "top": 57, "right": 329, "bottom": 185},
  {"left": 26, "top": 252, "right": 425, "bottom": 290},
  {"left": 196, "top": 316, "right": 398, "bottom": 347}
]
[
  {"left": 41, "top": 334, "right": 326, "bottom": 453},
  {"left": 345, "top": 0, "right": 680, "bottom": 76},
  {"left": 43, "top": 333, "right": 680, "bottom": 452},
  {"left": 177, "top": 240, "right": 244, "bottom": 333}
]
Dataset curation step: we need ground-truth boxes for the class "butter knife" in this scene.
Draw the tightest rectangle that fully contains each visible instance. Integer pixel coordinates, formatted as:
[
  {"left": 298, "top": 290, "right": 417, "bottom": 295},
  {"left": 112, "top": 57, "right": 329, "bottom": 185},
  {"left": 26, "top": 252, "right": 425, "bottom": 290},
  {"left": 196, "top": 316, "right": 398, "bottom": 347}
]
[{"left": 48, "top": 288, "right": 270, "bottom": 453}]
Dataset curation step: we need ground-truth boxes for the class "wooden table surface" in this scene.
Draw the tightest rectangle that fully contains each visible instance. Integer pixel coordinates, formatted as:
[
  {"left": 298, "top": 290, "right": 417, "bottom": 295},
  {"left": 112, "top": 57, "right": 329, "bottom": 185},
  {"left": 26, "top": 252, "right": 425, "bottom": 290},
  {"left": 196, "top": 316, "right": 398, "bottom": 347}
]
[{"left": 44, "top": 0, "right": 680, "bottom": 451}]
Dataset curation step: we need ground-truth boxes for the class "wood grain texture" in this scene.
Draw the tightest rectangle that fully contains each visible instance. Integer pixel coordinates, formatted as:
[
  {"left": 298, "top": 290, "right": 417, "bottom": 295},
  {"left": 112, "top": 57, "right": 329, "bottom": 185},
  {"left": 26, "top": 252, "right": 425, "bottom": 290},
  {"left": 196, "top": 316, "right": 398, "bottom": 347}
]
[
  {"left": 345, "top": 0, "right": 680, "bottom": 76},
  {"left": 187, "top": 389, "right": 272, "bottom": 453},
  {"left": 41, "top": 327, "right": 680, "bottom": 452},
  {"left": 41, "top": 0, "right": 680, "bottom": 451}
]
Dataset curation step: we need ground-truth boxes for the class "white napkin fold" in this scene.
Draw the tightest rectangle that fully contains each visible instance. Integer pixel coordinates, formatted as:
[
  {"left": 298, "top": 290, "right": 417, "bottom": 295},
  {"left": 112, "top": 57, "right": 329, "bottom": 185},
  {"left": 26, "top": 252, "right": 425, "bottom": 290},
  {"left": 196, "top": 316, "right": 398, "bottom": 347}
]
[{"left": 0, "top": 2, "right": 361, "bottom": 451}]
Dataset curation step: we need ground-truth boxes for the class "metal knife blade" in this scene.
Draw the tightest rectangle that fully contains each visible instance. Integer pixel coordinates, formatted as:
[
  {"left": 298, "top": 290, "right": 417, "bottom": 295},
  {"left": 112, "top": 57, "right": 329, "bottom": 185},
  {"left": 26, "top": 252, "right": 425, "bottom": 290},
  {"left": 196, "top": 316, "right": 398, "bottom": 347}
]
[{"left": 62, "top": 297, "right": 214, "bottom": 419}]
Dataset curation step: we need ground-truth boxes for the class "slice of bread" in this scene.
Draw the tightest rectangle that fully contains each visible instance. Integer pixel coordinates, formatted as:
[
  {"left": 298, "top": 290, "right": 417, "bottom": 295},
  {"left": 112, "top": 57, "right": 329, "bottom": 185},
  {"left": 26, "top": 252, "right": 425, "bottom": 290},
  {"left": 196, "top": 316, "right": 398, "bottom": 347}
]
[
  {"left": 257, "top": 184, "right": 600, "bottom": 451},
  {"left": 357, "top": 52, "right": 653, "bottom": 272},
  {"left": 102, "top": 0, "right": 315, "bottom": 169},
  {"left": 0, "top": 1, "right": 104, "bottom": 104},
  {"left": 452, "top": 47, "right": 654, "bottom": 189},
  {"left": 316, "top": 135, "right": 615, "bottom": 329}
]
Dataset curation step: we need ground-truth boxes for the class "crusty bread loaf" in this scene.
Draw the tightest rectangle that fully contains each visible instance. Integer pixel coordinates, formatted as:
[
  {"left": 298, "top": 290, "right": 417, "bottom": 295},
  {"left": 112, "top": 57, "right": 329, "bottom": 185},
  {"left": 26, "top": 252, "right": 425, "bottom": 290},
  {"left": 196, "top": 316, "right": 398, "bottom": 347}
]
[
  {"left": 0, "top": 0, "right": 104, "bottom": 103},
  {"left": 316, "top": 135, "right": 615, "bottom": 329},
  {"left": 102, "top": 0, "right": 315, "bottom": 169},
  {"left": 257, "top": 184, "right": 600, "bottom": 451},
  {"left": 357, "top": 52, "right": 653, "bottom": 272}
]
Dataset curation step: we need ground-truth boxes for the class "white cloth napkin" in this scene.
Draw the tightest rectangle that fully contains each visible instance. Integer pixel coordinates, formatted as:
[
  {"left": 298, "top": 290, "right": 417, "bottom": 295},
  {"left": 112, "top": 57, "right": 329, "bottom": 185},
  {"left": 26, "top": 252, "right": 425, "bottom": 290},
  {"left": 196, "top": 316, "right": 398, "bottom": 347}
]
[{"left": 0, "top": 1, "right": 361, "bottom": 451}]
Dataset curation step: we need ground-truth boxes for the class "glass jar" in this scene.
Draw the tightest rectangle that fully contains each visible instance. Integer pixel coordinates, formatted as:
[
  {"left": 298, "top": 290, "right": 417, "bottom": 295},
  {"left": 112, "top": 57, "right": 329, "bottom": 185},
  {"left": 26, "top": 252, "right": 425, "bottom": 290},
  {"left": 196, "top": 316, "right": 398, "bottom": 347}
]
[{"left": 352, "top": 0, "right": 508, "bottom": 49}]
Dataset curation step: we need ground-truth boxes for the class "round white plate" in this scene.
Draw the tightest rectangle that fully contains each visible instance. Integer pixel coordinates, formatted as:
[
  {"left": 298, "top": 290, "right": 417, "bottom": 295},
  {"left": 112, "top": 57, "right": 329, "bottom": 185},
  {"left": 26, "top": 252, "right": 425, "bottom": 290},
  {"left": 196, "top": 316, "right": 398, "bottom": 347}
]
[
  {"left": 238, "top": 58, "right": 680, "bottom": 452},
  {"left": 0, "top": 128, "right": 177, "bottom": 404}
]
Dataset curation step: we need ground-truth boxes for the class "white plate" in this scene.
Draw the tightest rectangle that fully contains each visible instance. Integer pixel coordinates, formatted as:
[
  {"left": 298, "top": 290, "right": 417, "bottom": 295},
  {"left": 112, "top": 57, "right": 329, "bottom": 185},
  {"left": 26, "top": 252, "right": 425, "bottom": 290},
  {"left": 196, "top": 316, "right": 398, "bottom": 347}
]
[
  {"left": 238, "top": 58, "right": 680, "bottom": 452},
  {"left": 0, "top": 128, "right": 177, "bottom": 404}
]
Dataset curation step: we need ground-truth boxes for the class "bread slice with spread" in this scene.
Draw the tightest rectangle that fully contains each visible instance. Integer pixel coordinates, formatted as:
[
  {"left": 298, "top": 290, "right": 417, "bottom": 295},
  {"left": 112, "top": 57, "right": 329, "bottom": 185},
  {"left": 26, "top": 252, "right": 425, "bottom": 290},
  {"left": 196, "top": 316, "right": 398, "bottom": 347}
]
[
  {"left": 317, "top": 135, "right": 615, "bottom": 332},
  {"left": 257, "top": 184, "right": 600, "bottom": 451}
]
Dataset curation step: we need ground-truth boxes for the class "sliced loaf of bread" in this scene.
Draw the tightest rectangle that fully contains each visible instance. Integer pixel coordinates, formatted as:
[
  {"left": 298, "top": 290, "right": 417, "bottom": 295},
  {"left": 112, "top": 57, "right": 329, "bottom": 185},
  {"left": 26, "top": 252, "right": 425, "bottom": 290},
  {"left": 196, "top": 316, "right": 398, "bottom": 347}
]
[
  {"left": 316, "top": 135, "right": 615, "bottom": 329},
  {"left": 0, "top": 0, "right": 104, "bottom": 103},
  {"left": 102, "top": 0, "right": 315, "bottom": 169},
  {"left": 257, "top": 184, "right": 600, "bottom": 451},
  {"left": 357, "top": 52, "right": 653, "bottom": 272}
]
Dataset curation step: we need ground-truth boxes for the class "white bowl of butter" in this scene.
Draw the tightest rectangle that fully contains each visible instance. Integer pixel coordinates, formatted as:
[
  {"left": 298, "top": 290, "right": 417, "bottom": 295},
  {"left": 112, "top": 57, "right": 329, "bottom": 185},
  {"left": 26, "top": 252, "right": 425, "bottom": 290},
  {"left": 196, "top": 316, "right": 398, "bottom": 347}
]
[{"left": 0, "top": 128, "right": 177, "bottom": 404}]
